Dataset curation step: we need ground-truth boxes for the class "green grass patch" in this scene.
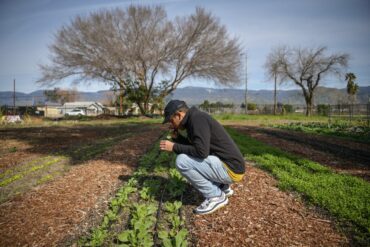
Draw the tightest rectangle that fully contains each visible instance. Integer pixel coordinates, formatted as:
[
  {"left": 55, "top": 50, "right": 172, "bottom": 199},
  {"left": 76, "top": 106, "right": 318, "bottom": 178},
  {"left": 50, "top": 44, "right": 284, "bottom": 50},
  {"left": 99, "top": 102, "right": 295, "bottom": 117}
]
[
  {"left": 0, "top": 116, "right": 162, "bottom": 129},
  {"left": 213, "top": 113, "right": 328, "bottom": 126},
  {"left": 227, "top": 127, "right": 370, "bottom": 244},
  {"left": 274, "top": 121, "right": 370, "bottom": 143}
]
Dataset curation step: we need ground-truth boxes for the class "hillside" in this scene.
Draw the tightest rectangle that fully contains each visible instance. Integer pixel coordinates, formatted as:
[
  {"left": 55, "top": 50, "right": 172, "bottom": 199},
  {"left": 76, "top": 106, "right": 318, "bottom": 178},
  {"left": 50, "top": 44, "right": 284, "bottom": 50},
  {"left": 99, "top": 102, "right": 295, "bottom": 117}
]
[
  {"left": 0, "top": 86, "right": 369, "bottom": 106},
  {"left": 170, "top": 86, "right": 370, "bottom": 105}
]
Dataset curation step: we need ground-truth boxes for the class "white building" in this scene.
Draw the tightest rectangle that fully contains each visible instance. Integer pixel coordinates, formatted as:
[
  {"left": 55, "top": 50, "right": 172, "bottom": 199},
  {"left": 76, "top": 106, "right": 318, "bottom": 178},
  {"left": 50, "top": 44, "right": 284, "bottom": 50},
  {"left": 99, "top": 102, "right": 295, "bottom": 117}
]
[{"left": 60, "top": 101, "right": 106, "bottom": 116}]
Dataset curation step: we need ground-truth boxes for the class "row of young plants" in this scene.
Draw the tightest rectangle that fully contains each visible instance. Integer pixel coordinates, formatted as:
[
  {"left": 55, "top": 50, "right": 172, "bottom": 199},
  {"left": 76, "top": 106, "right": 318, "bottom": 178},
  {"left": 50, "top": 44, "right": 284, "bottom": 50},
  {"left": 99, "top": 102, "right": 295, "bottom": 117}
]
[
  {"left": 0, "top": 132, "right": 134, "bottom": 203},
  {"left": 78, "top": 136, "right": 189, "bottom": 246},
  {"left": 0, "top": 155, "right": 66, "bottom": 187},
  {"left": 226, "top": 127, "right": 370, "bottom": 245},
  {"left": 0, "top": 130, "right": 134, "bottom": 187},
  {"left": 65, "top": 134, "right": 132, "bottom": 162},
  {"left": 274, "top": 121, "right": 370, "bottom": 143}
]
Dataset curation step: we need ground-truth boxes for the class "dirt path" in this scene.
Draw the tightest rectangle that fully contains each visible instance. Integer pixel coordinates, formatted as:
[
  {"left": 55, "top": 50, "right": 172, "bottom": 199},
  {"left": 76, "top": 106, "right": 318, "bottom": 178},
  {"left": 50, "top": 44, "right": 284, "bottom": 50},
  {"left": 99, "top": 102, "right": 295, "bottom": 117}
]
[
  {"left": 232, "top": 126, "right": 370, "bottom": 181},
  {"left": 188, "top": 164, "right": 348, "bottom": 246},
  {"left": 0, "top": 127, "right": 163, "bottom": 247}
]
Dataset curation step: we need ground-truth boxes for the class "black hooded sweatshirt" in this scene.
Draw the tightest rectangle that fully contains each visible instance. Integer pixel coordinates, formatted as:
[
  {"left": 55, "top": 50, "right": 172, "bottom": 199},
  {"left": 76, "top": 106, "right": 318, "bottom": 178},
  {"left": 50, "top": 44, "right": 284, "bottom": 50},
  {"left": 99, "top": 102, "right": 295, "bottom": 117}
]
[{"left": 173, "top": 107, "right": 245, "bottom": 174}]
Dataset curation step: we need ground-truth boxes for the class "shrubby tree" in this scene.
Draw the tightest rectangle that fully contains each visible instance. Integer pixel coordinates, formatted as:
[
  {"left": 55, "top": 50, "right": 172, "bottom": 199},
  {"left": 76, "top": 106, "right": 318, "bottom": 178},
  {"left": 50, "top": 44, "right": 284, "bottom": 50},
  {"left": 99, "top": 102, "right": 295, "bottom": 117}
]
[
  {"left": 44, "top": 87, "right": 79, "bottom": 104},
  {"left": 37, "top": 5, "right": 242, "bottom": 114},
  {"left": 266, "top": 46, "right": 349, "bottom": 116},
  {"left": 264, "top": 47, "right": 287, "bottom": 115}
]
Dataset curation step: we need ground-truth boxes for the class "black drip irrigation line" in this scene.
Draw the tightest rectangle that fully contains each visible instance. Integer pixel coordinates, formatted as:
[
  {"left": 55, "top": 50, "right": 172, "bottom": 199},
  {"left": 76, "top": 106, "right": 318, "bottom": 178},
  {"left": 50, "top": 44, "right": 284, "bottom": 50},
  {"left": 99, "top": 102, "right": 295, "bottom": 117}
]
[
  {"left": 151, "top": 131, "right": 189, "bottom": 246},
  {"left": 179, "top": 193, "right": 184, "bottom": 222},
  {"left": 153, "top": 184, "right": 167, "bottom": 246}
]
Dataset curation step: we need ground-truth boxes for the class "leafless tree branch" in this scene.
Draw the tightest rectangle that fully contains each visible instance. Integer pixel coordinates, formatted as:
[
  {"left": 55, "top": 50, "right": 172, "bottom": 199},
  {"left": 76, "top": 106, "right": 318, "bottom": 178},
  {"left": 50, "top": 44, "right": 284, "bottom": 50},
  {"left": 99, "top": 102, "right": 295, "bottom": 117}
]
[{"left": 38, "top": 6, "right": 242, "bottom": 114}]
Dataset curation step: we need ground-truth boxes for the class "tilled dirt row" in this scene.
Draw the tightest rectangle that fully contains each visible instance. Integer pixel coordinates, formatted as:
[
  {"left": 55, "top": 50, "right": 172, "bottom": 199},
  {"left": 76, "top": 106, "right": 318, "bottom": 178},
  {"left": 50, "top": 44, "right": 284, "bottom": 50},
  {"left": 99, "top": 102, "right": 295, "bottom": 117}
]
[{"left": 0, "top": 127, "right": 163, "bottom": 247}]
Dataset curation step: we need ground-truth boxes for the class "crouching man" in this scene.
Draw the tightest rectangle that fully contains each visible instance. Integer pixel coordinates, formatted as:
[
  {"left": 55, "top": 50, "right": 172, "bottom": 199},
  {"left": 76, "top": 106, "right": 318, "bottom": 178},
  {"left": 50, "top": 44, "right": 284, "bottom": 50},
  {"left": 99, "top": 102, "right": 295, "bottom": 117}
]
[{"left": 160, "top": 100, "right": 245, "bottom": 215}]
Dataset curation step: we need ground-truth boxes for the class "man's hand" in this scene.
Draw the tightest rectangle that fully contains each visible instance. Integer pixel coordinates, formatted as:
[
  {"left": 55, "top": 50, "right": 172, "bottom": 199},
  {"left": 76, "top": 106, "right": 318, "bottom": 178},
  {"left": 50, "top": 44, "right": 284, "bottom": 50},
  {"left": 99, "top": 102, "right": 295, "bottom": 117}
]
[
  {"left": 166, "top": 130, "right": 178, "bottom": 140},
  {"left": 160, "top": 140, "right": 174, "bottom": 152}
]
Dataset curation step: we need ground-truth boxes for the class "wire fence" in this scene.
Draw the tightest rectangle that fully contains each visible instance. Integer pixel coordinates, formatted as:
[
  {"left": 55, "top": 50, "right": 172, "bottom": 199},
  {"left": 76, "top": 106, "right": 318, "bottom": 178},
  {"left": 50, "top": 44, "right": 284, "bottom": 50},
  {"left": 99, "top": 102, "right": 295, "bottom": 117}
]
[
  {"left": 328, "top": 104, "right": 370, "bottom": 124},
  {"left": 1, "top": 102, "right": 369, "bottom": 126},
  {"left": 199, "top": 103, "right": 370, "bottom": 125}
]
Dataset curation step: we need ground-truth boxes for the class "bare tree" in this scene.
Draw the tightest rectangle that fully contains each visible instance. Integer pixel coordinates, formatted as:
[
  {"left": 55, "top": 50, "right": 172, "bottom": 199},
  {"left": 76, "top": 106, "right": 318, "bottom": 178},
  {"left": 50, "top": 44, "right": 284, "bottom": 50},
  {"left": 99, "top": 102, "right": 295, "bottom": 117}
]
[
  {"left": 264, "top": 47, "right": 287, "bottom": 115},
  {"left": 271, "top": 46, "right": 349, "bottom": 116},
  {"left": 37, "top": 6, "right": 242, "bottom": 114},
  {"left": 44, "top": 87, "right": 79, "bottom": 104}
]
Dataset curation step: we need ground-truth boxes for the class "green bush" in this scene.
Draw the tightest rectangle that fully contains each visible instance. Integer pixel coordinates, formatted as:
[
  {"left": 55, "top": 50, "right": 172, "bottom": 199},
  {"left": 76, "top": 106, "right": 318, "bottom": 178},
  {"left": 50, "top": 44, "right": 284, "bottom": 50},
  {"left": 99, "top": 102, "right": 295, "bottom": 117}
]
[
  {"left": 247, "top": 103, "right": 257, "bottom": 111},
  {"left": 283, "top": 104, "right": 294, "bottom": 113},
  {"left": 317, "top": 104, "right": 330, "bottom": 116}
]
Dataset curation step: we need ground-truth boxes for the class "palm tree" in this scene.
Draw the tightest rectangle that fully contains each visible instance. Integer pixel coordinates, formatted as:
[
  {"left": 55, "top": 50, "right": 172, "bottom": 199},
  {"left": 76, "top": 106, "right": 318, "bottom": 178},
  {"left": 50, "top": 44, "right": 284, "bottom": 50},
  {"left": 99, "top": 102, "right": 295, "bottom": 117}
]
[
  {"left": 264, "top": 47, "right": 287, "bottom": 115},
  {"left": 345, "top": 72, "right": 359, "bottom": 119}
]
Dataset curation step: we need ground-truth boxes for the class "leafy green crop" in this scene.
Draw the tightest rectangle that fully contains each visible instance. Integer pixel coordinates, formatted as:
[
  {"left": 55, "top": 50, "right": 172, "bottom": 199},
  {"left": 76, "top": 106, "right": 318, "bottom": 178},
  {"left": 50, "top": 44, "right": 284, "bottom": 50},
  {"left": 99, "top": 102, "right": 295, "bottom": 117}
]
[
  {"left": 117, "top": 203, "right": 157, "bottom": 247},
  {"left": 79, "top": 226, "right": 108, "bottom": 247},
  {"left": 167, "top": 169, "right": 187, "bottom": 198},
  {"left": 78, "top": 134, "right": 189, "bottom": 246},
  {"left": 78, "top": 181, "right": 138, "bottom": 246},
  {"left": 139, "top": 179, "right": 162, "bottom": 201},
  {"left": 159, "top": 201, "right": 188, "bottom": 247},
  {"left": 158, "top": 229, "right": 188, "bottom": 247}
]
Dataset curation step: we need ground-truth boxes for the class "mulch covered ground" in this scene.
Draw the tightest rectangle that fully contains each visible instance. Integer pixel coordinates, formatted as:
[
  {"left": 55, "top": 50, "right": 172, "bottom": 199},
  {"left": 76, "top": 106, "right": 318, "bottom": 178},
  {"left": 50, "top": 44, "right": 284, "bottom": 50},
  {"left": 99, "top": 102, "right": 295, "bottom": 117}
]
[
  {"left": 1, "top": 123, "right": 365, "bottom": 246},
  {"left": 189, "top": 164, "right": 348, "bottom": 246},
  {"left": 0, "top": 127, "right": 163, "bottom": 247}
]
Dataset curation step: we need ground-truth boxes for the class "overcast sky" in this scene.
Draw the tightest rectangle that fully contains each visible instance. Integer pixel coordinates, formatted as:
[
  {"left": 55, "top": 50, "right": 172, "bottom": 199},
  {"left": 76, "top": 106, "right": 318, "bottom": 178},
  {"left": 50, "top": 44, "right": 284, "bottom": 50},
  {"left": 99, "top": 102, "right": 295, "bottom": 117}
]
[{"left": 0, "top": 0, "right": 369, "bottom": 93}]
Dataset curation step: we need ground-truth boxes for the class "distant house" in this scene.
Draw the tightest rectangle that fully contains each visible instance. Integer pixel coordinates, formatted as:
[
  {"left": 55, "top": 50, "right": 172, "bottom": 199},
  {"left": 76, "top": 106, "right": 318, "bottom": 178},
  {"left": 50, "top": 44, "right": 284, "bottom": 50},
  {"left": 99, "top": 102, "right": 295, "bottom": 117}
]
[
  {"left": 125, "top": 103, "right": 163, "bottom": 115},
  {"left": 60, "top": 101, "right": 106, "bottom": 116},
  {"left": 37, "top": 102, "right": 63, "bottom": 118}
]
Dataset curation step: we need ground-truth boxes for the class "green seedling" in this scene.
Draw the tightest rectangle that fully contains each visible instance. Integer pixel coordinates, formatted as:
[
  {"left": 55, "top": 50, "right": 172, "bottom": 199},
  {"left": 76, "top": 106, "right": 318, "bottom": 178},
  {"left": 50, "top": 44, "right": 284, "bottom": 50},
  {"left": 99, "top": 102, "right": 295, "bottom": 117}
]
[
  {"left": 158, "top": 229, "right": 188, "bottom": 247},
  {"left": 117, "top": 203, "right": 157, "bottom": 247},
  {"left": 164, "top": 201, "right": 182, "bottom": 214},
  {"left": 167, "top": 169, "right": 186, "bottom": 198}
]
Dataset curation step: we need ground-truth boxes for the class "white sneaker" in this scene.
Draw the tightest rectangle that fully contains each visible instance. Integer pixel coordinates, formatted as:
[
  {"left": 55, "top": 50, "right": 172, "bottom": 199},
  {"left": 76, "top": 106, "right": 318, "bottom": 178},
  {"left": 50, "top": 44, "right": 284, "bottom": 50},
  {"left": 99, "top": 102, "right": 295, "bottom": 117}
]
[
  {"left": 194, "top": 192, "right": 228, "bottom": 215},
  {"left": 220, "top": 184, "right": 234, "bottom": 197}
]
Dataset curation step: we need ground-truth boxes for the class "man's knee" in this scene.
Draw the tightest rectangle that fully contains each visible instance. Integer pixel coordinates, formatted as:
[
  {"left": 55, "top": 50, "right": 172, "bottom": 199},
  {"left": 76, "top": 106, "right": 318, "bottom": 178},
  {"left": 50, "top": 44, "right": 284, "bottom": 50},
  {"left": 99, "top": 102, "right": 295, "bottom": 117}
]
[{"left": 175, "top": 153, "right": 192, "bottom": 171}]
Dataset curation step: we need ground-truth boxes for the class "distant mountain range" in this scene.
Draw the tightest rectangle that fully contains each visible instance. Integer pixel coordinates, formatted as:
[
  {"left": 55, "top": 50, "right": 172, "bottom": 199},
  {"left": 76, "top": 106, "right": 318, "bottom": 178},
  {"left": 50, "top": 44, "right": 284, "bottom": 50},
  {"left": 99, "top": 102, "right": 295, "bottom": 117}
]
[{"left": 1, "top": 86, "right": 369, "bottom": 106}]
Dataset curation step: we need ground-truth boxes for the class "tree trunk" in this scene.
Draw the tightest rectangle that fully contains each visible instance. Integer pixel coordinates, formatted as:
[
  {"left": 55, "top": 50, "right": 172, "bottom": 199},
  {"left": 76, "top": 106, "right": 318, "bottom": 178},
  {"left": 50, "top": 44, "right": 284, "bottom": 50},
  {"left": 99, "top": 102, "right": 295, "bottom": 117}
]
[
  {"left": 274, "top": 74, "right": 277, "bottom": 115},
  {"left": 137, "top": 102, "right": 146, "bottom": 115},
  {"left": 305, "top": 95, "right": 313, "bottom": 116},
  {"left": 119, "top": 88, "right": 124, "bottom": 116}
]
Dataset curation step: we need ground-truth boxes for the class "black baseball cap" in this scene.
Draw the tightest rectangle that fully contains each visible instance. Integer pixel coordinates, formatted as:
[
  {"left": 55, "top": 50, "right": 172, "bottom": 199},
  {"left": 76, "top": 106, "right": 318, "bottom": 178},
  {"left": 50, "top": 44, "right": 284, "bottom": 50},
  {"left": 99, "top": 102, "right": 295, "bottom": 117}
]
[{"left": 162, "top": 100, "right": 188, "bottom": 124}]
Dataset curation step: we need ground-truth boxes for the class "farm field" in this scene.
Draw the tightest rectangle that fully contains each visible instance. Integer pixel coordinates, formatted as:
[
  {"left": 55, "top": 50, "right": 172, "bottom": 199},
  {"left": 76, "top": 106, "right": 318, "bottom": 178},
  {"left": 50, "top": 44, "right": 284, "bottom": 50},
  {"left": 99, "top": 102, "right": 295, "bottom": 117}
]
[{"left": 0, "top": 115, "right": 369, "bottom": 246}]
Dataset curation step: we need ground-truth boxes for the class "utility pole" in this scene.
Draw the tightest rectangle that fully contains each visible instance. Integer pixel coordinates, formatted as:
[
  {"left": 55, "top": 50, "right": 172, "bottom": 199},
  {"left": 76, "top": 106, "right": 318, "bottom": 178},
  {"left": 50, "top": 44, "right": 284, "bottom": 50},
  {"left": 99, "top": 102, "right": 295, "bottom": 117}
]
[
  {"left": 13, "top": 79, "right": 16, "bottom": 115},
  {"left": 244, "top": 52, "right": 248, "bottom": 115}
]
